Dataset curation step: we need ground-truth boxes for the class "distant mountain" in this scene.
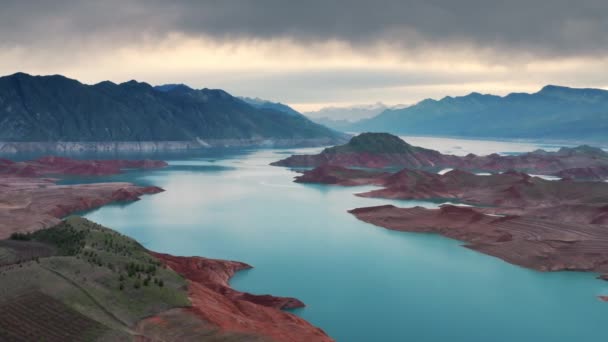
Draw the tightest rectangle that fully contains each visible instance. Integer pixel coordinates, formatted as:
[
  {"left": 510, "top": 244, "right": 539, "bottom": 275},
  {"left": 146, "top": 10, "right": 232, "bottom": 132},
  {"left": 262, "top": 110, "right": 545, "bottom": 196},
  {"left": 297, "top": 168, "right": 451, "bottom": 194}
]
[
  {"left": 312, "top": 118, "right": 357, "bottom": 132},
  {"left": 345, "top": 86, "right": 608, "bottom": 142},
  {"left": 304, "top": 103, "right": 407, "bottom": 131},
  {"left": 304, "top": 103, "right": 402, "bottom": 121},
  {"left": 154, "top": 83, "right": 193, "bottom": 92},
  {"left": 0, "top": 73, "right": 346, "bottom": 150},
  {"left": 238, "top": 97, "right": 303, "bottom": 117}
]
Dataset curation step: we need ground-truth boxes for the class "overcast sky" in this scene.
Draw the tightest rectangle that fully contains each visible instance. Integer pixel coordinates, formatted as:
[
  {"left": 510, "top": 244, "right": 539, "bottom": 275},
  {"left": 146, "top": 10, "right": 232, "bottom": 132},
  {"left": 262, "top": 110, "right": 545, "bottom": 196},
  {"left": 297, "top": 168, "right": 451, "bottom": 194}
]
[{"left": 1, "top": 0, "right": 607, "bottom": 111}]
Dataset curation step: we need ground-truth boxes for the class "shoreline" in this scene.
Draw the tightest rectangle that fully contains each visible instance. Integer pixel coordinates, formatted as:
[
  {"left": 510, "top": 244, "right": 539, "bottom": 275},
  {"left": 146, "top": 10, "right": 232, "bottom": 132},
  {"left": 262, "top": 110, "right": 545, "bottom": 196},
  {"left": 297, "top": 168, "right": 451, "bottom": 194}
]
[
  {"left": 346, "top": 132, "right": 608, "bottom": 148},
  {"left": 0, "top": 137, "right": 348, "bottom": 153},
  {"left": 0, "top": 155, "right": 334, "bottom": 341}
]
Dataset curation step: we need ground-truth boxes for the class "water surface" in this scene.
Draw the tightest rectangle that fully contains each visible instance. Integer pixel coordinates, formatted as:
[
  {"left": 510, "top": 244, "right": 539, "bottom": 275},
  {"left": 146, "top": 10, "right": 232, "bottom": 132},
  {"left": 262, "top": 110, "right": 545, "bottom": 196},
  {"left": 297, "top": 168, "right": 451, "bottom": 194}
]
[{"left": 45, "top": 137, "right": 608, "bottom": 341}]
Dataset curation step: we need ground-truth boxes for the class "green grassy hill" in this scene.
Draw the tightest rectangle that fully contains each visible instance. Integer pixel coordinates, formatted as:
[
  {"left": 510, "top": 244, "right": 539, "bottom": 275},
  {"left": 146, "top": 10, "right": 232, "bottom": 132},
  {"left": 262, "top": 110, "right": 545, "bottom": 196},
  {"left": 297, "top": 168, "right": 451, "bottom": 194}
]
[{"left": 0, "top": 216, "right": 265, "bottom": 341}]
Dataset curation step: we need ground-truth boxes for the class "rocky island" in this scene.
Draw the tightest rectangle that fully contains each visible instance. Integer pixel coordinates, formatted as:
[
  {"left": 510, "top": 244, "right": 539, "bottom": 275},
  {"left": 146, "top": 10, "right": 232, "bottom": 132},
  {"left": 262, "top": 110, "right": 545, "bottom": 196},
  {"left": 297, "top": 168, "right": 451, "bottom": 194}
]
[
  {"left": 277, "top": 133, "right": 608, "bottom": 296},
  {"left": 273, "top": 133, "right": 608, "bottom": 178}
]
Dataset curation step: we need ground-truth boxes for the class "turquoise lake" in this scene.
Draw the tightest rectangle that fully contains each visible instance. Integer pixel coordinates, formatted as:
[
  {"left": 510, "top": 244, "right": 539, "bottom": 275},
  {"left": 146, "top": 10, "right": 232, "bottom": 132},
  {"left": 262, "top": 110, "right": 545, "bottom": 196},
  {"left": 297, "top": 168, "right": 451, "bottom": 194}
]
[{"left": 49, "top": 136, "right": 608, "bottom": 341}]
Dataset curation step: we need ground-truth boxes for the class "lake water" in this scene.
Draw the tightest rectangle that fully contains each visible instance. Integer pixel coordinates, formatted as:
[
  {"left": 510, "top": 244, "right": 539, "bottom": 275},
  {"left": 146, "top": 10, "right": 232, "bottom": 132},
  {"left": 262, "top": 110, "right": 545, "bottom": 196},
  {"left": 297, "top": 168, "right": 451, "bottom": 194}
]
[{"left": 51, "top": 136, "right": 608, "bottom": 341}]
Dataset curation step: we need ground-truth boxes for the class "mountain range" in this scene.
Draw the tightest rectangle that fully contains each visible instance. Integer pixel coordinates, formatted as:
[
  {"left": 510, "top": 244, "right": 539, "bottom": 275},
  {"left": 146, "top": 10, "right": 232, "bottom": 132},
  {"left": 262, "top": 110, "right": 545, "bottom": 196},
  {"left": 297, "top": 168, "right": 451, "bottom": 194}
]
[
  {"left": 238, "top": 97, "right": 304, "bottom": 118},
  {"left": 304, "top": 102, "right": 404, "bottom": 121},
  {"left": 327, "top": 86, "right": 608, "bottom": 142},
  {"left": 305, "top": 103, "right": 407, "bottom": 131},
  {"left": 0, "top": 73, "right": 345, "bottom": 151}
]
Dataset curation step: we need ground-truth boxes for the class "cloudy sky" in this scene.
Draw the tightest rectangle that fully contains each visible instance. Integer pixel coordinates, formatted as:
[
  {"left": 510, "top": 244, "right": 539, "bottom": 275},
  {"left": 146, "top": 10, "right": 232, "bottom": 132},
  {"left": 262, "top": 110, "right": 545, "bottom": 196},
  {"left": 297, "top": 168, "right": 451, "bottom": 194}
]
[{"left": 1, "top": 0, "right": 607, "bottom": 111}]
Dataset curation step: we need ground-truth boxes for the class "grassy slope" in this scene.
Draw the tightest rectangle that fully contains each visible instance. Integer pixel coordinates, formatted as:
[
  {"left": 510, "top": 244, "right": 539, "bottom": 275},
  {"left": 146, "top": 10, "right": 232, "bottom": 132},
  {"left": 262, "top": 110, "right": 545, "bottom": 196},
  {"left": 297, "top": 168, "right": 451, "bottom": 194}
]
[
  {"left": 0, "top": 216, "right": 189, "bottom": 340},
  {"left": 0, "top": 216, "right": 275, "bottom": 341}
]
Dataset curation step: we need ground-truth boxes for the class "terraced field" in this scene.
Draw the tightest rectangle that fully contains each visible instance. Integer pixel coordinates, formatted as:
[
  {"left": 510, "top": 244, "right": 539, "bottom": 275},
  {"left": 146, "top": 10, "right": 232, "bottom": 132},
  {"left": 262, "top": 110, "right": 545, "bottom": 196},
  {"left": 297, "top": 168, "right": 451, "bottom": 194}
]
[
  {"left": 0, "top": 217, "right": 321, "bottom": 341},
  {"left": 0, "top": 292, "right": 112, "bottom": 342},
  {"left": 0, "top": 216, "right": 190, "bottom": 340}
]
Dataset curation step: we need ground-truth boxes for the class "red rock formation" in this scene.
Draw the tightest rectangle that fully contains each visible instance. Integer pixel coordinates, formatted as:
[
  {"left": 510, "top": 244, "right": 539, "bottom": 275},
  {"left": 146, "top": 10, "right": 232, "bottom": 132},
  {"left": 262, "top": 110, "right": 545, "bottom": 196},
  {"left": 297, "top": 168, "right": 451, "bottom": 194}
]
[
  {"left": 296, "top": 163, "right": 608, "bottom": 295},
  {"left": 273, "top": 133, "right": 608, "bottom": 176},
  {"left": 350, "top": 205, "right": 608, "bottom": 279},
  {"left": 151, "top": 252, "right": 333, "bottom": 342},
  {"left": 0, "top": 156, "right": 168, "bottom": 239},
  {"left": 296, "top": 166, "right": 608, "bottom": 215},
  {"left": 554, "top": 166, "right": 608, "bottom": 181},
  {"left": 0, "top": 156, "right": 168, "bottom": 177},
  {"left": 0, "top": 177, "right": 164, "bottom": 239},
  {"left": 294, "top": 165, "right": 389, "bottom": 186}
]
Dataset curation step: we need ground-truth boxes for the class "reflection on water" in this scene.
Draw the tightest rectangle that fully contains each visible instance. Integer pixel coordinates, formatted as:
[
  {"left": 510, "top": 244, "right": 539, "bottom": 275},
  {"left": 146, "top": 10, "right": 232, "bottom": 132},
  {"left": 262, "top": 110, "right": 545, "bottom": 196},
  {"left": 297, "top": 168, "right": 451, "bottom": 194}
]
[{"left": 8, "top": 137, "right": 608, "bottom": 342}]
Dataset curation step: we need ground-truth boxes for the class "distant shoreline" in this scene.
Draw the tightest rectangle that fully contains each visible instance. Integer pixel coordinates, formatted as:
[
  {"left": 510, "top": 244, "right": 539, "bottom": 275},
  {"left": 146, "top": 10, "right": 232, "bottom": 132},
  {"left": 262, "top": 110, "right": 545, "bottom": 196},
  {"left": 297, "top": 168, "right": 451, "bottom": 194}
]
[
  {"left": 0, "top": 137, "right": 347, "bottom": 153},
  {"left": 347, "top": 132, "right": 608, "bottom": 148}
]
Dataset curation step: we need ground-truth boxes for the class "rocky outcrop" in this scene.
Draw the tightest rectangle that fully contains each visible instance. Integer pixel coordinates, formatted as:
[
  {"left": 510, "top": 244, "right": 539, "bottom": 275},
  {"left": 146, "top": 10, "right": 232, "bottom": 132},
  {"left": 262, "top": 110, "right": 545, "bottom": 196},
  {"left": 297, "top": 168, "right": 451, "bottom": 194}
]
[
  {"left": 294, "top": 165, "right": 390, "bottom": 186},
  {"left": 151, "top": 252, "right": 333, "bottom": 342},
  {"left": 273, "top": 133, "right": 608, "bottom": 175},
  {"left": 554, "top": 166, "right": 608, "bottom": 181}
]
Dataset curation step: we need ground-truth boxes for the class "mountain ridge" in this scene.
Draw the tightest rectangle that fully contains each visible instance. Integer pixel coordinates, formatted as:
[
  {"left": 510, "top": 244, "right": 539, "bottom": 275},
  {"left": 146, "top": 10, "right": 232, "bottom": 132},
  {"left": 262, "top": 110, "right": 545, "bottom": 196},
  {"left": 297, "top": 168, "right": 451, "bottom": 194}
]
[
  {"left": 334, "top": 85, "right": 608, "bottom": 141},
  {"left": 0, "top": 72, "right": 346, "bottom": 149}
]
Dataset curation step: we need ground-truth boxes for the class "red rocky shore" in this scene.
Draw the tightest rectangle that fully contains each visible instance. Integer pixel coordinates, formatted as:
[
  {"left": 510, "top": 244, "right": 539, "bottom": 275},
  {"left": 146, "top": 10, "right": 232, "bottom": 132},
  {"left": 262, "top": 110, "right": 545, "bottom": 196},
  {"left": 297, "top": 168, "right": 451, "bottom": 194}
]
[
  {"left": 0, "top": 156, "right": 168, "bottom": 239},
  {"left": 0, "top": 155, "right": 334, "bottom": 340},
  {"left": 294, "top": 164, "right": 608, "bottom": 286},
  {"left": 0, "top": 156, "right": 168, "bottom": 177},
  {"left": 150, "top": 252, "right": 334, "bottom": 342},
  {"left": 350, "top": 204, "right": 608, "bottom": 279},
  {"left": 0, "top": 176, "right": 164, "bottom": 239}
]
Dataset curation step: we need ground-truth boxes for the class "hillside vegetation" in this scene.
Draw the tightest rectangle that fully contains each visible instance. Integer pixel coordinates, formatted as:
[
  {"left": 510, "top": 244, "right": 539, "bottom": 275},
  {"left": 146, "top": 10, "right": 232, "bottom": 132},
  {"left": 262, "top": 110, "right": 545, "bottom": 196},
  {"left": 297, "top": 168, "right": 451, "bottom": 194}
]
[
  {"left": 341, "top": 85, "right": 608, "bottom": 141},
  {"left": 0, "top": 216, "right": 260, "bottom": 341}
]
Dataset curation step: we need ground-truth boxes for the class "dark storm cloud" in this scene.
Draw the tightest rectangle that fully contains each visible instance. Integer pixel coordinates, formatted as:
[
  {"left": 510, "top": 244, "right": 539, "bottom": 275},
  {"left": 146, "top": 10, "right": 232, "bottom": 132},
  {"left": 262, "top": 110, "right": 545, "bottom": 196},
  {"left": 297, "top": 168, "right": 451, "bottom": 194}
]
[{"left": 1, "top": 0, "right": 608, "bottom": 56}]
